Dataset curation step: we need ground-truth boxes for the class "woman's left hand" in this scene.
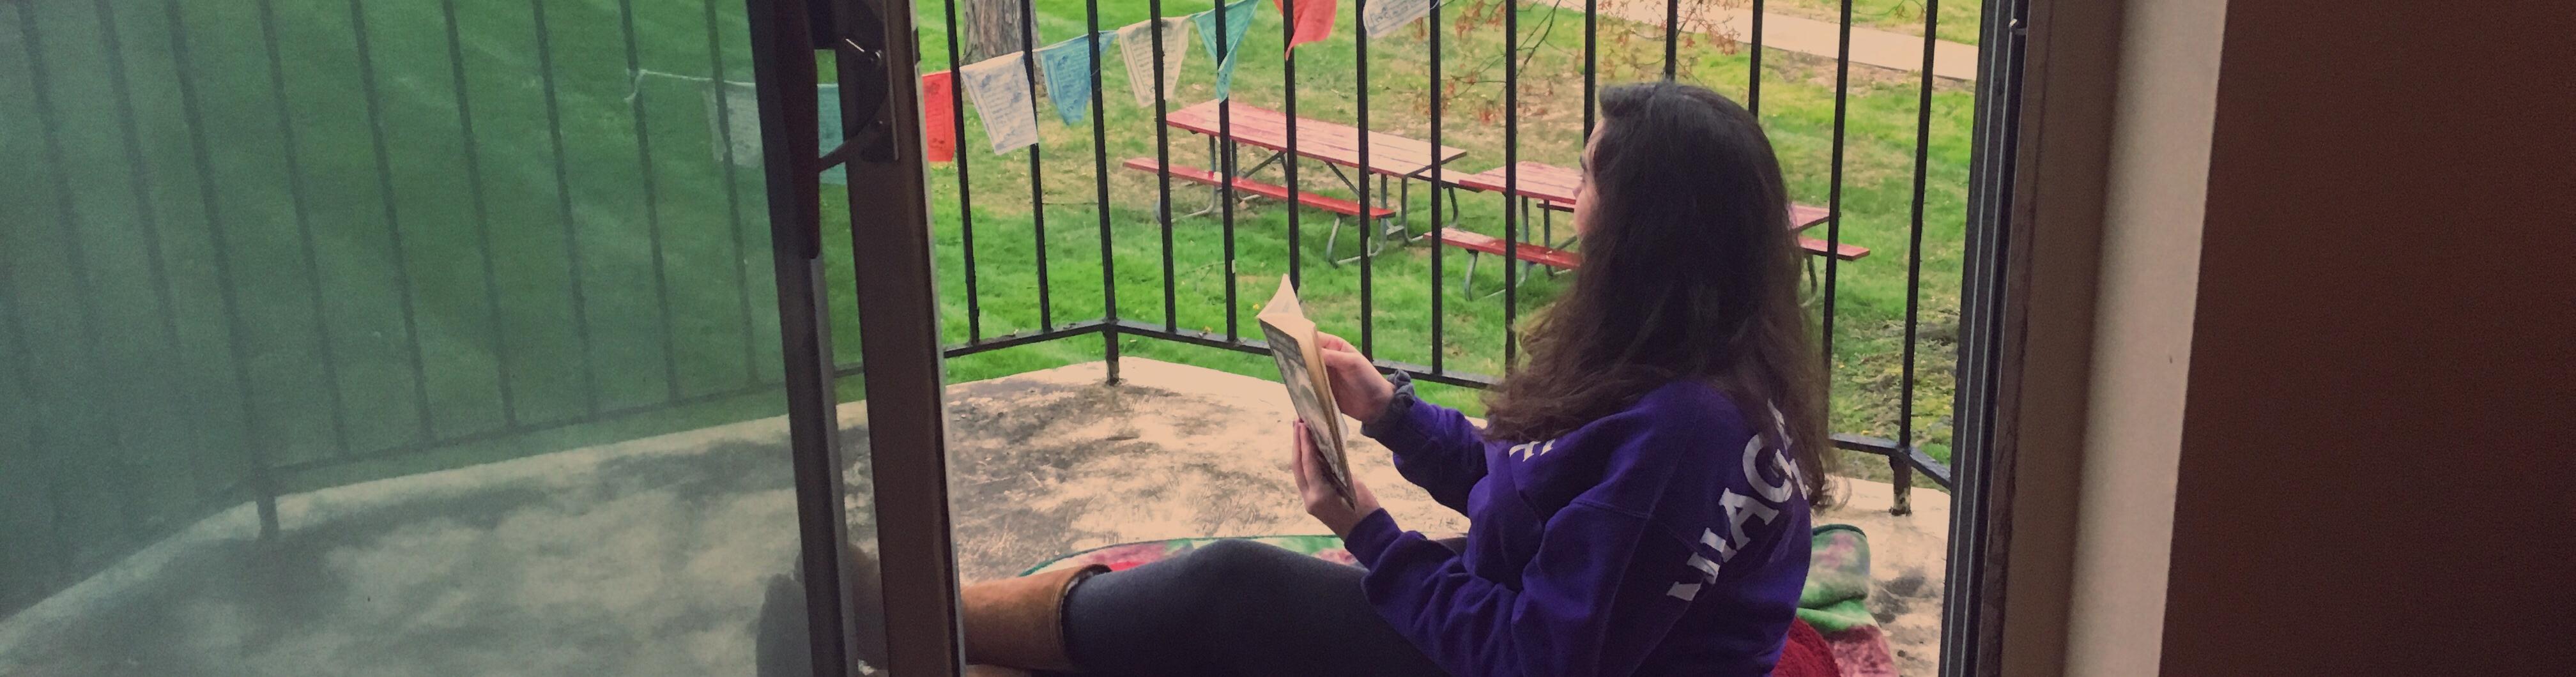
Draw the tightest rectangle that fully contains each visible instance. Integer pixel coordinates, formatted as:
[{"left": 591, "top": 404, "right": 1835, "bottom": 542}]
[{"left": 1291, "top": 420, "right": 1383, "bottom": 539}]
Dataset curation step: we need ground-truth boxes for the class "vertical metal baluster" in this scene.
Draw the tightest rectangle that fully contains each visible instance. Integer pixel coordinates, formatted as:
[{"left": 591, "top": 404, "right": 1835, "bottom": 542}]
[
  {"left": 441, "top": 0, "right": 518, "bottom": 425},
  {"left": 1216, "top": 0, "right": 1238, "bottom": 341},
  {"left": 1087, "top": 0, "right": 1119, "bottom": 381},
  {"left": 0, "top": 223, "right": 76, "bottom": 578},
  {"left": 257, "top": 0, "right": 357, "bottom": 448},
  {"left": 1823, "top": 0, "right": 1850, "bottom": 393},
  {"left": 95, "top": 0, "right": 191, "bottom": 526},
  {"left": 1427, "top": 0, "right": 1443, "bottom": 376},
  {"left": 160, "top": 0, "right": 280, "bottom": 537},
  {"left": 14, "top": 0, "right": 96, "bottom": 569},
  {"left": 612, "top": 0, "right": 681, "bottom": 401},
  {"left": 93, "top": 0, "right": 182, "bottom": 356},
  {"left": 1941, "top": 0, "right": 2027, "bottom": 660},
  {"left": 1583, "top": 0, "right": 1596, "bottom": 140},
  {"left": 702, "top": 0, "right": 760, "bottom": 383},
  {"left": 530, "top": 0, "right": 602, "bottom": 415},
  {"left": 0, "top": 280, "right": 74, "bottom": 575},
  {"left": 940, "top": 0, "right": 984, "bottom": 341},
  {"left": 1153, "top": 0, "right": 1177, "bottom": 332},
  {"left": 1749, "top": 0, "right": 1764, "bottom": 115},
  {"left": 1284, "top": 0, "right": 1301, "bottom": 289},
  {"left": 17, "top": 3, "right": 102, "bottom": 379},
  {"left": 349, "top": 0, "right": 437, "bottom": 439},
  {"left": 1021, "top": 0, "right": 1051, "bottom": 328},
  {"left": 1893, "top": 0, "right": 1941, "bottom": 516},
  {"left": 1504, "top": 0, "right": 1519, "bottom": 370},
  {"left": 1663, "top": 0, "right": 1679, "bottom": 79},
  {"left": 1356, "top": 0, "right": 1374, "bottom": 356}
]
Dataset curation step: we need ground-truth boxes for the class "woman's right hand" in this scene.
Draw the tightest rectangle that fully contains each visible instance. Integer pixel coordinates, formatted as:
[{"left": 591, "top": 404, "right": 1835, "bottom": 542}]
[{"left": 1314, "top": 332, "right": 1396, "bottom": 423}]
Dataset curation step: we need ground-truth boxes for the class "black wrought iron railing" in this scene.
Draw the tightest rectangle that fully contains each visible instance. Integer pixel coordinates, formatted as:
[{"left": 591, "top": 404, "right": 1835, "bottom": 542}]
[
  {"left": 0, "top": 0, "right": 1965, "bottom": 620},
  {"left": 908, "top": 0, "right": 1959, "bottom": 504}
]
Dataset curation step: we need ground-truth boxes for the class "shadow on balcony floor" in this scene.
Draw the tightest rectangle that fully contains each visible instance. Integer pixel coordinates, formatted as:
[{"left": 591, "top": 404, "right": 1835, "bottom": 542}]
[{"left": 0, "top": 360, "right": 1945, "bottom": 676}]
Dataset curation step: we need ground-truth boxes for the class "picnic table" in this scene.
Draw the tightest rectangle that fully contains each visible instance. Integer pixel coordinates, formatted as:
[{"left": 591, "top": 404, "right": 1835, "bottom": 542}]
[
  {"left": 1135, "top": 100, "right": 1469, "bottom": 262},
  {"left": 1436, "top": 161, "right": 1862, "bottom": 293},
  {"left": 1445, "top": 161, "right": 1857, "bottom": 256},
  {"left": 1443, "top": 161, "right": 1590, "bottom": 250}
]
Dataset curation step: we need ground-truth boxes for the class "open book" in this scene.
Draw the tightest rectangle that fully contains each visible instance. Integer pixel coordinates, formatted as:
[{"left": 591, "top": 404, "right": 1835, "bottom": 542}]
[{"left": 1257, "top": 277, "right": 1354, "bottom": 505}]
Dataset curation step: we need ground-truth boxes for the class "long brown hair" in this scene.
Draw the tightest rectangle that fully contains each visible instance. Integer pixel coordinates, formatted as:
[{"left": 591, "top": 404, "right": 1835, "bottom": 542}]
[{"left": 1482, "top": 81, "right": 1834, "bottom": 503}]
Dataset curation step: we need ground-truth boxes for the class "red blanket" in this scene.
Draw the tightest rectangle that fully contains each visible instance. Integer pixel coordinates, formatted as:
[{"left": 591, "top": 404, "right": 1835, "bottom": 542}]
[{"left": 1774, "top": 618, "right": 1843, "bottom": 677}]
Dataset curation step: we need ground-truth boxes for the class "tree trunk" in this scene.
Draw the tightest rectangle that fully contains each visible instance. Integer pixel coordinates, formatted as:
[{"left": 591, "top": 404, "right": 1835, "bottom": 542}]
[{"left": 960, "top": 0, "right": 1027, "bottom": 64}]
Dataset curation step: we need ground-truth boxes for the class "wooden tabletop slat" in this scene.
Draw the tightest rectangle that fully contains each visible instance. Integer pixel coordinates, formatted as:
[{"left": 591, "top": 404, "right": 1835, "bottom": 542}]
[
  {"left": 1786, "top": 204, "right": 1832, "bottom": 231},
  {"left": 1446, "top": 162, "right": 1583, "bottom": 202},
  {"left": 1448, "top": 160, "right": 1836, "bottom": 232},
  {"left": 1165, "top": 100, "right": 1468, "bottom": 177}
]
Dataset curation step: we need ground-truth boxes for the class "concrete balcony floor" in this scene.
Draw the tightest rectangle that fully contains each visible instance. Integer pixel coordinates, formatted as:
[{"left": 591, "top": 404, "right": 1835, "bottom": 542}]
[{"left": 0, "top": 360, "right": 1946, "bottom": 676}]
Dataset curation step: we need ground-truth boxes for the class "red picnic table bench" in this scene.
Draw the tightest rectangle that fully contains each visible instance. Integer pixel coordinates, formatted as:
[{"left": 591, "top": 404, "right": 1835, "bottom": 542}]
[
  {"left": 1439, "top": 161, "right": 1864, "bottom": 294},
  {"left": 1127, "top": 100, "right": 1469, "bottom": 263}
]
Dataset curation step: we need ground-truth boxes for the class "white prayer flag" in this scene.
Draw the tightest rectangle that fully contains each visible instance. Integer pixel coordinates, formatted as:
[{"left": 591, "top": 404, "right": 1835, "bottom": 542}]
[
  {"left": 1362, "top": 0, "right": 1433, "bottom": 38},
  {"left": 958, "top": 52, "right": 1040, "bottom": 155},
  {"left": 708, "top": 80, "right": 765, "bottom": 168},
  {"left": 1117, "top": 17, "right": 1193, "bottom": 106}
]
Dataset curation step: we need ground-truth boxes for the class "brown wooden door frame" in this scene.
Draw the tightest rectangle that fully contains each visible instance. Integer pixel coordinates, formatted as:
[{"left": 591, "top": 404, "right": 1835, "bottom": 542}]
[
  {"left": 742, "top": 0, "right": 963, "bottom": 675},
  {"left": 1942, "top": 0, "right": 2138, "bottom": 673},
  {"left": 831, "top": 0, "right": 970, "bottom": 674},
  {"left": 1938, "top": 0, "right": 2027, "bottom": 674}
]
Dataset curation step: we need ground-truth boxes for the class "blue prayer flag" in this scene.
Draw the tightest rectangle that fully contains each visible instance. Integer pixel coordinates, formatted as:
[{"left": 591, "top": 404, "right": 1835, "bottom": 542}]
[
  {"left": 1036, "top": 31, "right": 1117, "bottom": 125},
  {"left": 1191, "top": 0, "right": 1259, "bottom": 98}
]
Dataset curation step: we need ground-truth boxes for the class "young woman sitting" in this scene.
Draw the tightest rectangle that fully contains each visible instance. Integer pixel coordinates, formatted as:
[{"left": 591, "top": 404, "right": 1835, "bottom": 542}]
[{"left": 763, "top": 80, "right": 1836, "bottom": 677}]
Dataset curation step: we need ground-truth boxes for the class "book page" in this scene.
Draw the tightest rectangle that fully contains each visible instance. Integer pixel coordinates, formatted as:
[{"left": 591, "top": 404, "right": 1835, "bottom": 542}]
[{"left": 1255, "top": 277, "right": 1352, "bottom": 502}]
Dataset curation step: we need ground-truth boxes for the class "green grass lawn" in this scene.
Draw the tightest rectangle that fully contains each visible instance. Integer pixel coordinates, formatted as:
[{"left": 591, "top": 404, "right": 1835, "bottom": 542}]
[
  {"left": 1, "top": 0, "right": 1966, "bottom": 608},
  {"left": 896, "top": 0, "right": 1974, "bottom": 464}
]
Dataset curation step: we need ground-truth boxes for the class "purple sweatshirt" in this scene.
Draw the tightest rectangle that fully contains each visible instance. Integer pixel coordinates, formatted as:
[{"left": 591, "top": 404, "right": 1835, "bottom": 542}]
[{"left": 1343, "top": 380, "right": 1813, "bottom": 677}]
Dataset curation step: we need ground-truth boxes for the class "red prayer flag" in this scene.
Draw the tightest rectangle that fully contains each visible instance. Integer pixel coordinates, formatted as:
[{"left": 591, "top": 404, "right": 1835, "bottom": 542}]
[
  {"left": 921, "top": 70, "right": 957, "bottom": 163},
  {"left": 1276, "top": 0, "right": 1337, "bottom": 55}
]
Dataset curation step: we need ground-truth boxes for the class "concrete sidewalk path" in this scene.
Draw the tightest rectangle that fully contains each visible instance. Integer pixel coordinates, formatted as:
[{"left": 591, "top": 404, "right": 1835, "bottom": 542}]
[{"left": 1541, "top": 1, "right": 1981, "bottom": 81}]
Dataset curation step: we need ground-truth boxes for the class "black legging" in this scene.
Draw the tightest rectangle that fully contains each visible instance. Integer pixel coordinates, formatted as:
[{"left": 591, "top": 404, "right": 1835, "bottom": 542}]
[{"left": 1059, "top": 538, "right": 1451, "bottom": 677}]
